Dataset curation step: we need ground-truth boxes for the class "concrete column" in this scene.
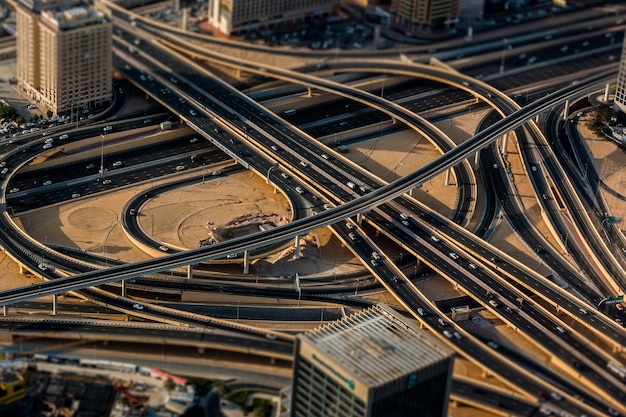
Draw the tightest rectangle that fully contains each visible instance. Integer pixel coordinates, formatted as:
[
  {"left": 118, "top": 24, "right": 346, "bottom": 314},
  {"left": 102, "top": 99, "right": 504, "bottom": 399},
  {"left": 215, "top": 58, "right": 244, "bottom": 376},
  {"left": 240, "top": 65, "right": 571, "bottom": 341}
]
[
  {"left": 182, "top": 8, "right": 188, "bottom": 31},
  {"left": 187, "top": 265, "right": 193, "bottom": 279},
  {"left": 357, "top": 213, "right": 363, "bottom": 226},
  {"left": 605, "top": 83, "right": 610, "bottom": 102},
  {"left": 474, "top": 152, "right": 480, "bottom": 170},
  {"left": 243, "top": 250, "right": 250, "bottom": 274},
  {"left": 121, "top": 280, "right": 126, "bottom": 297},
  {"left": 501, "top": 132, "right": 508, "bottom": 154},
  {"left": 563, "top": 99, "right": 569, "bottom": 120},
  {"left": 306, "top": 87, "right": 312, "bottom": 97},
  {"left": 18, "top": 264, "right": 25, "bottom": 274},
  {"left": 444, "top": 168, "right": 450, "bottom": 186},
  {"left": 2, "top": 305, "right": 6, "bottom": 316},
  {"left": 52, "top": 294, "right": 58, "bottom": 315},
  {"left": 294, "top": 236, "right": 301, "bottom": 259}
]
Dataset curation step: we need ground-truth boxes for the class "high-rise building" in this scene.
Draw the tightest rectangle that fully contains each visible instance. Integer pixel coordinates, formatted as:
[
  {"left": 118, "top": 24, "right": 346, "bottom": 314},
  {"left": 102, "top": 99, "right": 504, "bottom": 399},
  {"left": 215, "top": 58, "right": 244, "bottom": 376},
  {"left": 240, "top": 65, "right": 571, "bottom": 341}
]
[
  {"left": 390, "top": 0, "right": 460, "bottom": 32},
  {"left": 207, "top": 0, "right": 337, "bottom": 37},
  {"left": 288, "top": 304, "right": 455, "bottom": 417},
  {"left": 613, "top": 28, "right": 626, "bottom": 115},
  {"left": 15, "top": 0, "right": 112, "bottom": 115}
]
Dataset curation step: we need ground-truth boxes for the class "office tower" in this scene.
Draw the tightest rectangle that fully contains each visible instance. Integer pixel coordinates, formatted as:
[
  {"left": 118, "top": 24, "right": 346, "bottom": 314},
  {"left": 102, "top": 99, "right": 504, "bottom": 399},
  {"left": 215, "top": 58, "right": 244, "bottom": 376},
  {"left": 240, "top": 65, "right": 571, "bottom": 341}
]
[
  {"left": 207, "top": 0, "right": 337, "bottom": 36},
  {"left": 289, "top": 304, "right": 455, "bottom": 417},
  {"left": 16, "top": 0, "right": 112, "bottom": 115},
  {"left": 614, "top": 28, "right": 626, "bottom": 115},
  {"left": 390, "top": 0, "right": 460, "bottom": 32}
]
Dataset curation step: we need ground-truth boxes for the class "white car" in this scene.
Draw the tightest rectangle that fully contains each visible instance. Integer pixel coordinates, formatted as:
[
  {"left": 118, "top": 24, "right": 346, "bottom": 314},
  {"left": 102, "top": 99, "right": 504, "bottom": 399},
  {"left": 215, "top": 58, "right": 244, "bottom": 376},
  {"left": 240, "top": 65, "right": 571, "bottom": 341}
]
[
  {"left": 295, "top": 186, "right": 304, "bottom": 194},
  {"left": 323, "top": 204, "right": 331, "bottom": 210},
  {"left": 59, "top": 134, "right": 68, "bottom": 140},
  {"left": 189, "top": 109, "right": 197, "bottom": 116},
  {"left": 175, "top": 165, "right": 186, "bottom": 171},
  {"left": 449, "top": 252, "right": 459, "bottom": 260},
  {"left": 488, "top": 300, "right": 499, "bottom": 308},
  {"left": 226, "top": 253, "right": 238, "bottom": 259},
  {"left": 42, "top": 143, "right": 52, "bottom": 149},
  {"left": 112, "top": 161, "right": 122, "bottom": 167},
  {"left": 103, "top": 125, "right": 112, "bottom": 131},
  {"left": 442, "top": 330, "right": 453, "bottom": 339},
  {"left": 132, "top": 303, "right": 144, "bottom": 310}
]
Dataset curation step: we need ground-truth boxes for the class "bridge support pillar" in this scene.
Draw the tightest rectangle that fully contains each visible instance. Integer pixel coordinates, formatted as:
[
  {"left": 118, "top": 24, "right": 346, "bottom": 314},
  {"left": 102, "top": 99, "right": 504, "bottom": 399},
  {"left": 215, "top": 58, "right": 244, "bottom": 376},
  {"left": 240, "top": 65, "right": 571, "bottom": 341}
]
[
  {"left": 306, "top": 87, "right": 313, "bottom": 97},
  {"left": 605, "top": 83, "right": 611, "bottom": 102},
  {"left": 2, "top": 305, "right": 6, "bottom": 316},
  {"left": 18, "top": 264, "right": 25, "bottom": 274},
  {"left": 243, "top": 250, "right": 250, "bottom": 274},
  {"left": 121, "top": 280, "right": 126, "bottom": 297},
  {"left": 356, "top": 213, "right": 363, "bottom": 226},
  {"left": 500, "top": 133, "right": 508, "bottom": 154},
  {"left": 187, "top": 265, "right": 193, "bottom": 279},
  {"left": 563, "top": 99, "right": 570, "bottom": 120},
  {"left": 474, "top": 151, "right": 480, "bottom": 170},
  {"left": 294, "top": 237, "right": 301, "bottom": 260},
  {"left": 52, "top": 294, "right": 58, "bottom": 315},
  {"left": 444, "top": 168, "right": 451, "bottom": 186}
]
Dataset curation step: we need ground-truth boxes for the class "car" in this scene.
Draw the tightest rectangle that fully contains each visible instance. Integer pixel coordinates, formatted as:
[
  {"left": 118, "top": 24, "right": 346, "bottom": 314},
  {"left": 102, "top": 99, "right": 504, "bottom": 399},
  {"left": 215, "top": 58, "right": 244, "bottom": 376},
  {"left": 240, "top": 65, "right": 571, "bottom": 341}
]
[
  {"left": 400, "top": 213, "right": 410, "bottom": 220},
  {"left": 348, "top": 232, "right": 357, "bottom": 241},
  {"left": 175, "top": 165, "right": 186, "bottom": 171},
  {"left": 550, "top": 392, "right": 563, "bottom": 401},
  {"left": 103, "top": 125, "right": 112, "bottom": 131},
  {"left": 531, "top": 165, "right": 537, "bottom": 171},
  {"left": 416, "top": 308, "right": 425, "bottom": 316},
  {"left": 539, "top": 407, "right": 553, "bottom": 416},
  {"left": 401, "top": 220, "right": 409, "bottom": 226},
  {"left": 0, "top": 168, "right": 7, "bottom": 175},
  {"left": 430, "top": 235, "right": 440, "bottom": 242},
  {"left": 300, "top": 161, "right": 308, "bottom": 167},
  {"left": 86, "top": 163, "right": 96, "bottom": 169},
  {"left": 280, "top": 172, "right": 289, "bottom": 179},
  {"left": 43, "top": 180, "right": 52, "bottom": 186},
  {"left": 143, "top": 118, "right": 151, "bottom": 124},
  {"left": 0, "top": 162, "right": 5, "bottom": 167},
  {"left": 542, "top": 193, "right": 549, "bottom": 200},
  {"left": 189, "top": 137, "right": 198, "bottom": 143},
  {"left": 265, "top": 334, "right": 277, "bottom": 340},
  {"left": 579, "top": 308, "right": 589, "bottom": 315},
  {"left": 37, "top": 263, "right": 47, "bottom": 271},
  {"left": 102, "top": 179, "right": 112, "bottom": 185},
  {"left": 212, "top": 171, "right": 221, "bottom": 176},
  {"left": 213, "top": 128, "right": 220, "bottom": 134},
  {"left": 189, "top": 110, "right": 197, "bottom": 116},
  {"left": 112, "top": 161, "right": 122, "bottom": 167},
  {"left": 71, "top": 193, "right": 80, "bottom": 198},
  {"left": 271, "top": 145, "right": 279, "bottom": 151},
  {"left": 226, "top": 253, "right": 238, "bottom": 259},
  {"left": 42, "top": 143, "right": 52, "bottom": 149},
  {"left": 159, "top": 245, "right": 169, "bottom": 251},
  {"left": 323, "top": 204, "right": 332, "bottom": 210},
  {"left": 295, "top": 186, "right": 304, "bottom": 194},
  {"left": 9, "top": 187, "right": 19, "bottom": 193},
  {"left": 488, "top": 300, "right": 499, "bottom": 308},
  {"left": 453, "top": 332, "right": 463, "bottom": 340},
  {"left": 321, "top": 154, "right": 329, "bottom": 159},
  {"left": 617, "top": 303, "right": 624, "bottom": 311},
  {"left": 437, "top": 318, "right": 447, "bottom": 326},
  {"left": 129, "top": 208, "right": 136, "bottom": 215},
  {"left": 370, "top": 259, "right": 379, "bottom": 267},
  {"left": 487, "top": 341, "right": 499, "bottom": 349},
  {"left": 577, "top": 112, "right": 584, "bottom": 117},
  {"left": 616, "top": 318, "right": 623, "bottom": 325},
  {"left": 468, "top": 263, "right": 478, "bottom": 269},
  {"left": 555, "top": 326, "right": 567, "bottom": 334},
  {"left": 59, "top": 134, "right": 68, "bottom": 140},
  {"left": 449, "top": 252, "right": 459, "bottom": 260},
  {"left": 608, "top": 408, "right": 619, "bottom": 416},
  {"left": 442, "top": 330, "right": 453, "bottom": 339},
  {"left": 132, "top": 303, "right": 144, "bottom": 310},
  {"left": 371, "top": 251, "right": 381, "bottom": 260},
  {"left": 493, "top": 164, "right": 498, "bottom": 169},
  {"left": 9, "top": 138, "right": 18, "bottom": 144},
  {"left": 345, "top": 222, "right": 354, "bottom": 230}
]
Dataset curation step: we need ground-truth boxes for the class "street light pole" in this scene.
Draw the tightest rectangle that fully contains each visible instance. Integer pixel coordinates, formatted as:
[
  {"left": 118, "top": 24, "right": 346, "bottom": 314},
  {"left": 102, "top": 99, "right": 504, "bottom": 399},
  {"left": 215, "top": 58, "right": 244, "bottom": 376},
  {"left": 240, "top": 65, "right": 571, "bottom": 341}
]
[{"left": 499, "top": 38, "right": 508, "bottom": 74}]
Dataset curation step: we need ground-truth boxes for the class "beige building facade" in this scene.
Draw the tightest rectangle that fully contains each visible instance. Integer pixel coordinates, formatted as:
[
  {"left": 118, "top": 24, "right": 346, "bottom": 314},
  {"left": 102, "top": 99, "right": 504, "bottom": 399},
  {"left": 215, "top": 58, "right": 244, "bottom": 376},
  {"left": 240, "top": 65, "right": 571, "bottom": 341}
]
[
  {"left": 207, "top": 0, "right": 338, "bottom": 36},
  {"left": 390, "top": 0, "right": 459, "bottom": 32},
  {"left": 16, "top": 0, "right": 112, "bottom": 116}
]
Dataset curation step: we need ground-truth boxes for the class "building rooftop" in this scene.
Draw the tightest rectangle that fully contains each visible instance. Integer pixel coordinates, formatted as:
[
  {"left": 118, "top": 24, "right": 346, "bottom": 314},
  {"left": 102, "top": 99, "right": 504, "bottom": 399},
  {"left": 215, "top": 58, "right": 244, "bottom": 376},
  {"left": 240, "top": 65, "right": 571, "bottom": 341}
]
[
  {"left": 299, "top": 304, "right": 454, "bottom": 388},
  {"left": 40, "top": 5, "right": 106, "bottom": 31}
]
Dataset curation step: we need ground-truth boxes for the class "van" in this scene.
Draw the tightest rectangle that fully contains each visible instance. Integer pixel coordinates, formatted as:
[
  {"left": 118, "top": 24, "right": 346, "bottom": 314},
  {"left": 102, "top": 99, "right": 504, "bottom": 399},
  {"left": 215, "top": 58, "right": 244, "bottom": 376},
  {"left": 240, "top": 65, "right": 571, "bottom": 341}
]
[{"left": 347, "top": 181, "right": 356, "bottom": 189}]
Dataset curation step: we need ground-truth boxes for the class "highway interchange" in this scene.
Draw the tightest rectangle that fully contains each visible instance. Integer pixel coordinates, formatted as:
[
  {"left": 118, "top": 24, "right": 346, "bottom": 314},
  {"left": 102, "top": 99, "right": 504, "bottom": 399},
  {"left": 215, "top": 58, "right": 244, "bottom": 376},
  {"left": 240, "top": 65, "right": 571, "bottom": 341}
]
[{"left": 1, "top": 2, "right": 626, "bottom": 416}]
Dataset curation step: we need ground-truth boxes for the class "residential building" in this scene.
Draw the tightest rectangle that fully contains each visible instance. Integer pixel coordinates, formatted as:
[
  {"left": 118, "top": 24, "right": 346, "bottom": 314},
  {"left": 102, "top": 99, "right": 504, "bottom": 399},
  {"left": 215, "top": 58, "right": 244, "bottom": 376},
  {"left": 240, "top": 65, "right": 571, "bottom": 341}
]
[
  {"left": 288, "top": 304, "right": 455, "bottom": 417},
  {"left": 207, "top": 0, "right": 337, "bottom": 37},
  {"left": 390, "top": 0, "right": 460, "bottom": 32},
  {"left": 15, "top": 0, "right": 112, "bottom": 115}
]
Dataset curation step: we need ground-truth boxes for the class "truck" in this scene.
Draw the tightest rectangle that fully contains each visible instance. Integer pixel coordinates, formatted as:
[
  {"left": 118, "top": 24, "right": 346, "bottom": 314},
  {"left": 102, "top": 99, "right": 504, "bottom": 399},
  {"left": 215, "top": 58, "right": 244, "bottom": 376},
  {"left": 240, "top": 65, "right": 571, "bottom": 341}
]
[
  {"left": 346, "top": 181, "right": 356, "bottom": 189},
  {"left": 160, "top": 121, "right": 172, "bottom": 130}
]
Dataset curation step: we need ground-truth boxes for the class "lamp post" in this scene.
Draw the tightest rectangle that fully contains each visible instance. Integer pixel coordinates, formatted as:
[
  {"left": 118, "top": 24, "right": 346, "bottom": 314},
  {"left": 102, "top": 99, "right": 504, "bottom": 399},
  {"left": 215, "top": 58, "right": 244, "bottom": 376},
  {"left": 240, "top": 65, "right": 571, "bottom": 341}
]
[
  {"left": 99, "top": 134, "right": 105, "bottom": 177},
  {"left": 499, "top": 38, "right": 508, "bottom": 74}
]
